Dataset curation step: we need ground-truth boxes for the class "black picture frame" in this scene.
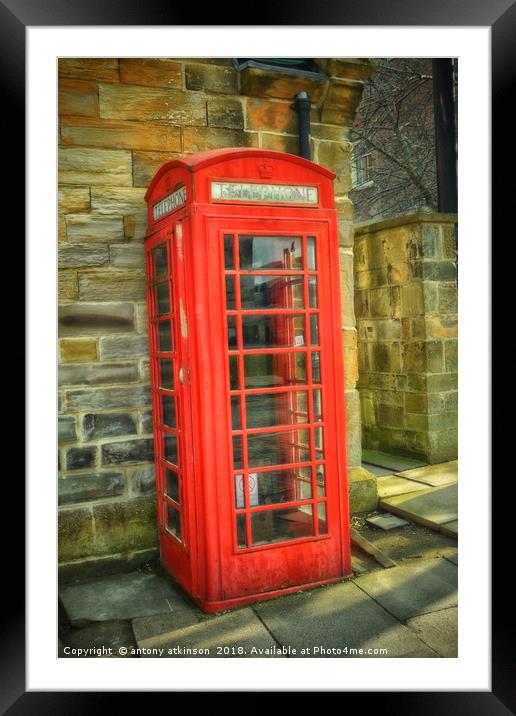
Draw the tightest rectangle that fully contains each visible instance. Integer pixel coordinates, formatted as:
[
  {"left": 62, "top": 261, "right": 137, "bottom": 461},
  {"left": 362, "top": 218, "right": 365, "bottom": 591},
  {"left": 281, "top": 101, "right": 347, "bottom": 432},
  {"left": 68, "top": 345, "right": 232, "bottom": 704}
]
[{"left": 10, "top": 0, "right": 505, "bottom": 710}]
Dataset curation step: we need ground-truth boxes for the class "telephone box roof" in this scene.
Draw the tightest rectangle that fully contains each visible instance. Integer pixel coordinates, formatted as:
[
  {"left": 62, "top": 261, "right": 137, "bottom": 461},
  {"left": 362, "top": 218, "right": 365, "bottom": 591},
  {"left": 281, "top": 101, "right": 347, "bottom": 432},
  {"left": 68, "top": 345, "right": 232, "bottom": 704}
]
[{"left": 145, "top": 147, "right": 335, "bottom": 201}]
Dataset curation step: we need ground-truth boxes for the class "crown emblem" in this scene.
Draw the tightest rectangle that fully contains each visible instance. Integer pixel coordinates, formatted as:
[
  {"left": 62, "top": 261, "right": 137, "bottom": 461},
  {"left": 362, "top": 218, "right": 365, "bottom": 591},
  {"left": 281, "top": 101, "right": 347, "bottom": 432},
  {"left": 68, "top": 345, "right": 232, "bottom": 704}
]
[{"left": 258, "top": 160, "right": 274, "bottom": 179}]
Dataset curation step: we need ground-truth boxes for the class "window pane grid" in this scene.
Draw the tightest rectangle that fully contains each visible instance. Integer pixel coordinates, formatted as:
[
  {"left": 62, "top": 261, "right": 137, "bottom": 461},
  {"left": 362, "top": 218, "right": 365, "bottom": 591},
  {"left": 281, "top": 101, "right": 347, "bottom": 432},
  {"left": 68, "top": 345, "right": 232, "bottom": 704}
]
[
  {"left": 224, "top": 232, "right": 327, "bottom": 550},
  {"left": 146, "top": 237, "right": 184, "bottom": 546}
]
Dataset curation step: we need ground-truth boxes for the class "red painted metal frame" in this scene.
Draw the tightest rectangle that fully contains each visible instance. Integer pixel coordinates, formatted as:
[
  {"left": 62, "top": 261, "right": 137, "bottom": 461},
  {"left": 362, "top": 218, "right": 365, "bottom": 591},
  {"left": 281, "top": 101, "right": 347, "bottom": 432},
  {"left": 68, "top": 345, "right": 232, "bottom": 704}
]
[{"left": 144, "top": 148, "right": 351, "bottom": 613}]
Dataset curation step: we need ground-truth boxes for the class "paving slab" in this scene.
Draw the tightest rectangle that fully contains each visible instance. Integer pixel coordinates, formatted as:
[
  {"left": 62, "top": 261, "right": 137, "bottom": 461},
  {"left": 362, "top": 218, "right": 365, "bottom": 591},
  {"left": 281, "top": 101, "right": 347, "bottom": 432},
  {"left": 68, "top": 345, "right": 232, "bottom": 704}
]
[
  {"left": 59, "top": 571, "right": 195, "bottom": 626},
  {"left": 407, "top": 607, "right": 458, "bottom": 657},
  {"left": 380, "top": 483, "right": 458, "bottom": 530},
  {"left": 362, "top": 450, "right": 427, "bottom": 472},
  {"left": 353, "top": 557, "right": 457, "bottom": 621},
  {"left": 133, "top": 607, "right": 277, "bottom": 657},
  {"left": 353, "top": 522, "right": 458, "bottom": 563},
  {"left": 60, "top": 620, "right": 137, "bottom": 657},
  {"left": 377, "top": 476, "right": 428, "bottom": 499},
  {"left": 444, "top": 551, "right": 458, "bottom": 566},
  {"left": 366, "top": 514, "right": 409, "bottom": 530},
  {"left": 362, "top": 463, "right": 394, "bottom": 477},
  {"left": 253, "top": 581, "right": 437, "bottom": 657},
  {"left": 396, "top": 461, "right": 458, "bottom": 487},
  {"left": 441, "top": 520, "right": 458, "bottom": 538}
]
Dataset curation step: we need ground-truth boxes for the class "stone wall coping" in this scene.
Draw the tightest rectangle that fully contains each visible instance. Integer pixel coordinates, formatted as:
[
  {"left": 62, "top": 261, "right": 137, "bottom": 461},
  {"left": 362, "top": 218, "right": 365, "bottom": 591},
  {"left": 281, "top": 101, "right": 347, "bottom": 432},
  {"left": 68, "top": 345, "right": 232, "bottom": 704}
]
[{"left": 353, "top": 212, "right": 458, "bottom": 237}]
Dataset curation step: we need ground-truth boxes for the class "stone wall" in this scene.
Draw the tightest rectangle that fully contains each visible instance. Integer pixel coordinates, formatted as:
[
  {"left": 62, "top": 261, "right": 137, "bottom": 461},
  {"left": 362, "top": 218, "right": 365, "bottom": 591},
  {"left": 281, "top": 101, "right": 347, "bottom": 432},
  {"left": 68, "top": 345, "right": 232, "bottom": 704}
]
[
  {"left": 354, "top": 213, "right": 458, "bottom": 464},
  {"left": 58, "top": 57, "right": 373, "bottom": 576}
]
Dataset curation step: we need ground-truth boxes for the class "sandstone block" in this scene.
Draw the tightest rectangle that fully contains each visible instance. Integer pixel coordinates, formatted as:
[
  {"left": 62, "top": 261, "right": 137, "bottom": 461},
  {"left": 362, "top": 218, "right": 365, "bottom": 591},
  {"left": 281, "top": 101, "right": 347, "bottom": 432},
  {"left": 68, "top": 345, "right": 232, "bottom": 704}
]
[
  {"left": 59, "top": 303, "right": 134, "bottom": 336},
  {"left": 61, "top": 116, "right": 182, "bottom": 152},
  {"left": 99, "top": 83, "right": 206, "bottom": 125},
  {"left": 59, "top": 79, "right": 99, "bottom": 117},
  {"left": 65, "top": 215, "right": 124, "bottom": 244},
  {"left": 59, "top": 147, "right": 133, "bottom": 186},
  {"left": 78, "top": 273, "right": 146, "bottom": 301},
  {"left": 119, "top": 59, "right": 182, "bottom": 88},
  {"left": 60, "top": 338, "right": 98, "bottom": 363}
]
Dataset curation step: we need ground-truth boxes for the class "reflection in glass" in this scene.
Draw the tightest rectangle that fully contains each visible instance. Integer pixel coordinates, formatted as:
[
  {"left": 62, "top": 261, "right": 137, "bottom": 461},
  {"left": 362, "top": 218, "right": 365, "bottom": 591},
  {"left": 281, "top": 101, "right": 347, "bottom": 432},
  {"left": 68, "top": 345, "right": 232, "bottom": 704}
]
[
  {"left": 158, "top": 321, "right": 172, "bottom": 352},
  {"left": 307, "top": 237, "right": 316, "bottom": 269},
  {"left": 227, "top": 315, "right": 237, "bottom": 349},
  {"left": 239, "top": 236, "right": 302, "bottom": 271},
  {"left": 156, "top": 283, "right": 170, "bottom": 316},
  {"left": 224, "top": 234, "right": 234, "bottom": 269},
  {"left": 152, "top": 244, "right": 168, "bottom": 277},
  {"left": 318, "top": 503, "right": 328, "bottom": 534},
  {"left": 236, "top": 514, "right": 247, "bottom": 548},
  {"left": 162, "top": 394, "right": 176, "bottom": 428},
  {"left": 308, "top": 277, "right": 318, "bottom": 307},
  {"left": 310, "top": 314, "right": 319, "bottom": 345},
  {"left": 159, "top": 358, "right": 174, "bottom": 390},
  {"left": 316, "top": 464, "right": 326, "bottom": 497},
  {"left": 225, "top": 276, "right": 236, "bottom": 310},
  {"left": 313, "top": 389, "right": 322, "bottom": 422},
  {"left": 159, "top": 359, "right": 174, "bottom": 390},
  {"left": 245, "top": 391, "right": 309, "bottom": 429},
  {"left": 311, "top": 352, "right": 321, "bottom": 382},
  {"left": 251, "top": 505, "right": 314, "bottom": 546},
  {"left": 233, "top": 435, "right": 243, "bottom": 469},
  {"left": 240, "top": 276, "right": 304, "bottom": 310},
  {"left": 231, "top": 395, "right": 241, "bottom": 430},
  {"left": 243, "top": 353, "right": 307, "bottom": 389},
  {"left": 164, "top": 434, "right": 178, "bottom": 465},
  {"left": 229, "top": 355, "right": 239, "bottom": 390},
  {"left": 166, "top": 468, "right": 179, "bottom": 503},
  {"left": 166, "top": 503, "right": 180, "bottom": 539},
  {"left": 242, "top": 314, "right": 305, "bottom": 348},
  {"left": 253, "top": 467, "right": 312, "bottom": 506},
  {"left": 247, "top": 430, "right": 310, "bottom": 468}
]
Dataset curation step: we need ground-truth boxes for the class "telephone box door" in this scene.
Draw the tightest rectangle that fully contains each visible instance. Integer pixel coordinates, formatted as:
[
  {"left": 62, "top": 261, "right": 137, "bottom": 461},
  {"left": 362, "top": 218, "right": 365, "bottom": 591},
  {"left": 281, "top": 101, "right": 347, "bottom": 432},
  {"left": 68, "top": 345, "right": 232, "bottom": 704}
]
[
  {"left": 145, "top": 223, "right": 196, "bottom": 595},
  {"left": 209, "top": 215, "right": 350, "bottom": 601}
]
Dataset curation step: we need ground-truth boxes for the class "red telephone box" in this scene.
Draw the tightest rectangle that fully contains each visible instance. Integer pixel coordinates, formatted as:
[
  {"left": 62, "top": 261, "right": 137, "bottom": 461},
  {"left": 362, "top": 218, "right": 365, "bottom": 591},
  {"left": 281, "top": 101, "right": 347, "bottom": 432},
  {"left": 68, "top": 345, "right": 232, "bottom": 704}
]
[{"left": 144, "top": 148, "right": 351, "bottom": 612}]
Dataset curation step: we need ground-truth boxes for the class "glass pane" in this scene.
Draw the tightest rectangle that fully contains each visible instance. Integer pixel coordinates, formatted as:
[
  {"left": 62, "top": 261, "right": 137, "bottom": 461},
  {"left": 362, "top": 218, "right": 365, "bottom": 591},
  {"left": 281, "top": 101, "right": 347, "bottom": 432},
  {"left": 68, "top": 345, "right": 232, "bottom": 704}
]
[
  {"left": 166, "top": 503, "right": 180, "bottom": 539},
  {"left": 243, "top": 353, "right": 307, "bottom": 389},
  {"left": 152, "top": 244, "right": 168, "bottom": 277},
  {"left": 242, "top": 314, "right": 305, "bottom": 348},
  {"left": 310, "top": 314, "right": 319, "bottom": 345},
  {"left": 318, "top": 503, "right": 328, "bottom": 534},
  {"left": 232, "top": 435, "right": 243, "bottom": 469},
  {"left": 236, "top": 514, "right": 247, "bottom": 548},
  {"left": 239, "top": 235, "right": 302, "bottom": 271},
  {"left": 307, "top": 237, "right": 316, "bottom": 270},
  {"left": 316, "top": 464, "right": 326, "bottom": 497},
  {"left": 227, "top": 315, "right": 237, "bottom": 349},
  {"left": 247, "top": 429, "right": 311, "bottom": 468},
  {"left": 164, "top": 434, "right": 178, "bottom": 466},
  {"left": 313, "top": 389, "right": 322, "bottom": 422},
  {"left": 162, "top": 394, "right": 176, "bottom": 428},
  {"left": 308, "top": 277, "right": 318, "bottom": 307},
  {"left": 229, "top": 355, "right": 239, "bottom": 390},
  {"left": 234, "top": 473, "right": 260, "bottom": 508},
  {"left": 225, "top": 276, "right": 236, "bottom": 310},
  {"left": 156, "top": 283, "right": 170, "bottom": 316},
  {"left": 253, "top": 467, "right": 312, "bottom": 506},
  {"left": 245, "top": 391, "right": 309, "bottom": 429},
  {"left": 231, "top": 396, "right": 241, "bottom": 430},
  {"left": 166, "top": 468, "right": 179, "bottom": 503},
  {"left": 224, "top": 234, "right": 234, "bottom": 270},
  {"left": 311, "top": 352, "right": 321, "bottom": 382},
  {"left": 159, "top": 359, "right": 174, "bottom": 390},
  {"left": 315, "top": 428, "right": 324, "bottom": 459},
  {"left": 240, "top": 276, "right": 304, "bottom": 310},
  {"left": 158, "top": 321, "right": 172, "bottom": 352},
  {"left": 251, "top": 505, "right": 314, "bottom": 546}
]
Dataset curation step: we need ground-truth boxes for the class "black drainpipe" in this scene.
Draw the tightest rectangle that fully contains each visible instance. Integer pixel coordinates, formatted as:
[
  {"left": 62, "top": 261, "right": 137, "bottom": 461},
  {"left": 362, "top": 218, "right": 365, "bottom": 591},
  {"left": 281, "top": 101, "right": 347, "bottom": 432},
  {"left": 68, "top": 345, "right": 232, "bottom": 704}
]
[{"left": 291, "top": 91, "right": 312, "bottom": 160}]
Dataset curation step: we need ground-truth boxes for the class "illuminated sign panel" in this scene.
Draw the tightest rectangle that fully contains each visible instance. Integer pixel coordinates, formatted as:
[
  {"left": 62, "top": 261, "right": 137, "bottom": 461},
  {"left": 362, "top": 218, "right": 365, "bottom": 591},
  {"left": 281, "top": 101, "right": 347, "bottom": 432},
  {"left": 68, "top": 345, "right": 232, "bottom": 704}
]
[
  {"left": 211, "top": 181, "right": 319, "bottom": 205},
  {"left": 153, "top": 186, "right": 187, "bottom": 221}
]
